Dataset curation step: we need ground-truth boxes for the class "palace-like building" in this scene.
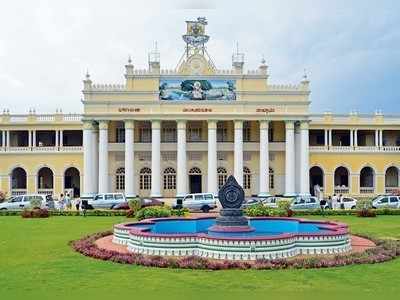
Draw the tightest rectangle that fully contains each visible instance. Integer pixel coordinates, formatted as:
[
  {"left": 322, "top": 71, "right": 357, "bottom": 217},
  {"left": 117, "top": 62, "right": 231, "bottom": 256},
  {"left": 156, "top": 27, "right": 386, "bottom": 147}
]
[{"left": 0, "top": 18, "right": 399, "bottom": 199}]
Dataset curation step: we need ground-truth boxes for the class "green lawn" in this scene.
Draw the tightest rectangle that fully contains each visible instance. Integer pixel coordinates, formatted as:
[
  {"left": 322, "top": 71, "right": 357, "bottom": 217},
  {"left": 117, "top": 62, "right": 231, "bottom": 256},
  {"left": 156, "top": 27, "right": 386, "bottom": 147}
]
[{"left": 0, "top": 215, "right": 399, "bottom": 300}]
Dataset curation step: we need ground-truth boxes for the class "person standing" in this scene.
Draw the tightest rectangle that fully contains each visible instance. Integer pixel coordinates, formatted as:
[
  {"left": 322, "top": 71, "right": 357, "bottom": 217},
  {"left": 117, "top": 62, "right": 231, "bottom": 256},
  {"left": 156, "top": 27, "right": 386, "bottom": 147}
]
[
  {"left": 75, "top": 198, "right": 81, "bottom": 211},
  {"left": 339, "top": 194, "right": 345, "bottom": 209},
  {"left": 327, "top": 196, "right": 333, "bottom": 209},
  {"left": 332, "top": 193, "right": 338, "bottom": 210},
  {"left": 59, "top": 194, "right": 65, "bottom": 211},
  {"left": 65, "top": 193, "right": 72, "bottom": 210}
]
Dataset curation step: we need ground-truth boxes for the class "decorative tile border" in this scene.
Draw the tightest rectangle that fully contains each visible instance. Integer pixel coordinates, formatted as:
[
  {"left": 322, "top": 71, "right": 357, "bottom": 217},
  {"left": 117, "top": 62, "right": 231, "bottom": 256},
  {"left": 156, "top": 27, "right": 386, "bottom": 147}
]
[{"left": 113, "top": 217, "right": 352, "bottom": 260}]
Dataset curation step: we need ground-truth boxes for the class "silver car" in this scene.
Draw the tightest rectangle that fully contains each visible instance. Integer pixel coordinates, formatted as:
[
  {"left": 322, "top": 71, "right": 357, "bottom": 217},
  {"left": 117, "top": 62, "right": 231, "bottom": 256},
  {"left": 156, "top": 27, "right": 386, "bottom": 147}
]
[
  {"left": 88, "top": 193, "right": 126, "bottom": 209},
  {"left": 175, "top": 193, "right": 217, "bottom": 213},
  {"left": 372, "top": 195, "right": 400, "bottom": 209},
  {"left": 0, "top": 194, "right": 53, "bottom": 210}
]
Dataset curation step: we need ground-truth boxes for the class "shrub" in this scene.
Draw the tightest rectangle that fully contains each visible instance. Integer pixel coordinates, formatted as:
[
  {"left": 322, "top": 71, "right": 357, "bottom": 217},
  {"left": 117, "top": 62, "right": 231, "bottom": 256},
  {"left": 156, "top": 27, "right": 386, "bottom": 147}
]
[
  {"left": 126, "top": 209, "right": 136, "bottom": 218},
  {"left": 70, "top": 231, "right": 400, "bottom": 270},
  {"left": 136, "top": 206, "right": 171, "bottom": 221},
  {"left": 244, "top": 204, "right": 271, "bottom": 217},
  {"left": 356, "top": 199, "right": 373, "bottom": 210},
  {"left": 128, "top": 198, "right": 142, "bottom": 212},
  {"left": 171, "top": 208, "right": 189, "bottom": 217},
  {"left": 21, "top": 208, "right": 49, "bottom": 218},
  {"left": 357, "top": 209, "right": 376, "bottom": 218}
]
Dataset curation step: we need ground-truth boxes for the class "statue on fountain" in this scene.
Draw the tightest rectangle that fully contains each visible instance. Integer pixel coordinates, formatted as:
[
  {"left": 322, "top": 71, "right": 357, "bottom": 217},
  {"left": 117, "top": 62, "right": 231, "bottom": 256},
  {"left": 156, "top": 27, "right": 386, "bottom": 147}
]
[{"left": 209, "top": 175, "right": 254, "bottom": 233}]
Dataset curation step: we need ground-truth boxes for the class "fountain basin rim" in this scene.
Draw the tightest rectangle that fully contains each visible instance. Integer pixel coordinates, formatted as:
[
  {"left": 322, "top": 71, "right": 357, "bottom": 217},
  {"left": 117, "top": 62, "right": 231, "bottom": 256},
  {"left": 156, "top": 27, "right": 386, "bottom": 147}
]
[{"left": 114, "top": 216, "right": 349, "bottom": 241}]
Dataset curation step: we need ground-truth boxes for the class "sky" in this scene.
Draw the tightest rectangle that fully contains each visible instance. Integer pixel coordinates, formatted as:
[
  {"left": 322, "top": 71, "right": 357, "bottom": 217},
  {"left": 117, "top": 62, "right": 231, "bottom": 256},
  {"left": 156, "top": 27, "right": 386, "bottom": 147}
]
[{"left": 0, "top": 0, "right": 399, "bottom": 114}]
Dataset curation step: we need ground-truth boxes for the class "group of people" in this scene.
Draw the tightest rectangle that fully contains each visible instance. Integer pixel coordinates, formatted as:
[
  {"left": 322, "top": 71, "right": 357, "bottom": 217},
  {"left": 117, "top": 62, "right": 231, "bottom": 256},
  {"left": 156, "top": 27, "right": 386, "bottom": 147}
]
[
  {"left": 320, "top": 194, "right": 346, "bottom": 210},
  {"left": 58, "top": 193, "right": 81, "bottom": 211},
  {"left": 313, "top": 185, "right": 346, "bottom": 210}
]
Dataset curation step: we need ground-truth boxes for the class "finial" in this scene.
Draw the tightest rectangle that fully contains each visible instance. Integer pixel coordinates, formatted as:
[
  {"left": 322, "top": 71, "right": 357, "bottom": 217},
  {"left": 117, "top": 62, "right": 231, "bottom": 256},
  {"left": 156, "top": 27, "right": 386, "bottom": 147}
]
[
  {"left": 128, "top": 55, "right": 132, "bottom": 64},
  {"left": 236, "top": 42, "right": 239, "bottom": 54},
  {"left": 261, "top": 54, "right": 266, "bottom": 65},
  {"left": 303, "top": 68, "right": 308, "bottom": 80},
  {"left": 85, "top": 69, "right": 90, "bottom": 79},
  {"left": 154, "top": 41, "right": 158, "bottom": 52}
]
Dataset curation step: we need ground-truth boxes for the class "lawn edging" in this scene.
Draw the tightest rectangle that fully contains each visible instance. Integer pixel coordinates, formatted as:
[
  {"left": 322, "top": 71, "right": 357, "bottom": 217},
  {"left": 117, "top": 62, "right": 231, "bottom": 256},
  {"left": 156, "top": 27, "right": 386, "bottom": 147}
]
[{"left": 70, "top": 231, "right": 400, "bottom": 270}]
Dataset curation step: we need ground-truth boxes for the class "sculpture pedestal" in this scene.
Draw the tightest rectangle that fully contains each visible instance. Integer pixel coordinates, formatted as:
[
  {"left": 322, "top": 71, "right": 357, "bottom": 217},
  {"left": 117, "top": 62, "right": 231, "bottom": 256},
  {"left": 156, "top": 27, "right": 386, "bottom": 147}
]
[{"left": 208, "top": 208, "right": 254, "bottom": 234}]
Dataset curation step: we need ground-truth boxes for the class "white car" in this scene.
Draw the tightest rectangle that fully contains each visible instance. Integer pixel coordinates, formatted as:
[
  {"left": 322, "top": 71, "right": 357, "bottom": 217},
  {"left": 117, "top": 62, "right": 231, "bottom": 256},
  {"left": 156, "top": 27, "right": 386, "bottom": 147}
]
[
  {"left": 372, "top": 195, "right": 400, "bottom": 209},
  {"left": 0, "top": 194, "right": 54, "bottom": 210},
  {"left": 87, "top": 193, "right": 126, "bottom": 209},
  {"left": 174, "top": 193, "right": 217, "bottom": 213},
  {"left": 339, "top": 197, "right": 358, "bottom": 210}
]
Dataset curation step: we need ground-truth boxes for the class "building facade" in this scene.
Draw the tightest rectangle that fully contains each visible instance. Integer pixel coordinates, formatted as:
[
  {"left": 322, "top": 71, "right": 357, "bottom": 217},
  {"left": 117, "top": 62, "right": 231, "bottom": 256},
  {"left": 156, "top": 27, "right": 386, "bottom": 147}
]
[{"left": 0, "top": 18, "right": 399, "bottom": 199}]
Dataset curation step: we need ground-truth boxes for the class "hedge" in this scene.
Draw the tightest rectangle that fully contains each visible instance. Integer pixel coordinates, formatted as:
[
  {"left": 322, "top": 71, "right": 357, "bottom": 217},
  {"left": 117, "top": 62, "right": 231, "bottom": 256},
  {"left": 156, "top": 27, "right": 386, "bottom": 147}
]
[{"left": 1, "top": 208, "right": 400, "bottom": 217}]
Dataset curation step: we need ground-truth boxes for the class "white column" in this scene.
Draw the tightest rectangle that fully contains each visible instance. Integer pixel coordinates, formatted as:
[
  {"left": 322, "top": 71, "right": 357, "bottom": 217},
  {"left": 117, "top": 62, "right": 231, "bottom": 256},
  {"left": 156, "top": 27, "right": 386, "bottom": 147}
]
[
  {"left": 92, "top": 128, "right": 99, "bottom": 193},
  {"left": 324, "top": 129, "right": 328, "bottom": 147},
  {"left": 125, "top": 120, "right": 136, "bottom": 198},
  {"left": 375, "top": 130, "right": 379, "bottom": 147},
  {"left": 350, "top": 129, "right": 354, "bottom": 147},
  {"left": 285, "top": 121, "right": 295, "bottom": 195},
  {"left": 379, "top": 130, "right": 383, "bottom": 147},
  {"left": 258, "top": 120, "right": 270, "bottom": 197},
  {"left": 32, "top": 130, "right": 36, "bottom": 148},
  {"left": 151, "top": 120, "right": 161, "bottom": 197},
  {"left": 55, "top": 130, "right": 59, "bottom": 147},
  {"left": 1, "top": 131, "right": 5, "bottom": 147},
  {"left": 98, "top": 121, "right": 109, "bottom": 194},
  {"left": 82, "top": 122, "right": 94, "bottom": 198},
  {"left": 60, "top": 130, "right": 63, "bottom": 147},
  {"left": 28, "top": 130, "right": 32, "bottom": 147},
  {"left": 6, "top": 131, "right": 10, "bottom": 148},
  {"left": 234, "top": 120, "right": 243, "bottom": 187},
  {"left": 177, "top": 120, "right": 187, "bottom": 197},
  {"left": 328, "top": 129, "right": 332, "bottom": 147},
  {"left": 207, "top": 120, "right": 217, "bottom": 195},
  {"left": 299, "top": 121, "right": 310, "bottom": 195}
]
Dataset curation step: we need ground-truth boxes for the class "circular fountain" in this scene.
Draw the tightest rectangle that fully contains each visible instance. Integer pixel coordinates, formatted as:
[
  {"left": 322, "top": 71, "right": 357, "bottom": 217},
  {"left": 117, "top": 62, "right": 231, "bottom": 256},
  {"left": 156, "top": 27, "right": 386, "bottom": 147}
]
[{"left": 113, "top": 176, "right": 351, "bottom": 260}]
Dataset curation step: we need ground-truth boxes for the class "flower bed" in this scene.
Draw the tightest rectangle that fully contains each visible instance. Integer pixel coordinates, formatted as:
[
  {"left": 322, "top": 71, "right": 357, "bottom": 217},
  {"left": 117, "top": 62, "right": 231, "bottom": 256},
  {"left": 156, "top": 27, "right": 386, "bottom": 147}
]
[{"left": 70, "top": 231, "right": 400, "bottom": 270}]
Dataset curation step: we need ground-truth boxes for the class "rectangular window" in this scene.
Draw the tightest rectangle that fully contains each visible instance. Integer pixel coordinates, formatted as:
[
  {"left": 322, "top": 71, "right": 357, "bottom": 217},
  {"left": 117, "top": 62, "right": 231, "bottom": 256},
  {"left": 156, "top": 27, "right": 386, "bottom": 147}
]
[
  {"left": 243, "top": 122, "right": 251, "bottom": 142},
  {"left": 116, "top": 128, "right": 125, "bottom": 143},
  {"left": 139, "top": 128, "right": 151, "bottom": 142},
  {"left": 217, "top": 127, "right": 228, "bottom": 142},
  {"left": 162, "top": 127, "right": 176, "bottom": 142},
  {"left": 188, "top": 128, "right": 202, "bottom": 142}
]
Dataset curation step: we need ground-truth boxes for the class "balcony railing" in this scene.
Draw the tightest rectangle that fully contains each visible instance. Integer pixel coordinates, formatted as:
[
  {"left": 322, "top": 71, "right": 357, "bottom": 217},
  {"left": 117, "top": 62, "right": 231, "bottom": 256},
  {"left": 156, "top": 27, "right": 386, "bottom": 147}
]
[
  {"left": 334, "top": 187, "right": 349, "bottom": 194},
  {"left": 38, "top": 189, "right": 54, "bottom": 195},
  {"left": 360, "top": 187, "right": 375, "bottom": 194},
  {"left": 1, "top": 146, "right": 83, "bottom": 153},
  {"left": 310, "top": 145, "right": 400, "bottom": 153},
  {"left": 385, "top": 187, "right": 399, "bottom": 194},
  {"left": 11, "top": 189, "right": 27, "bottom": 196}
]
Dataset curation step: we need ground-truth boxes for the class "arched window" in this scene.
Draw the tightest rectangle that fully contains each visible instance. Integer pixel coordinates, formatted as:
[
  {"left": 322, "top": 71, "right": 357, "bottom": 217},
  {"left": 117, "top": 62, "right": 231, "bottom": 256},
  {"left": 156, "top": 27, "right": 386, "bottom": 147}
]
[
  {"left": 334, "top": 166, "right": 349, "bottom": 193},
  {"left": 139, "top": 167, "right": 151, "bottom": 190},
  {"left": 385, "top": 166, "right": 399, "bottom": 188},
  {"left": 243, "top": 167, "right": 251, "bottom": 189},
  {"left": 37, "top": 167, "right": 54, "bottom": 189},
  {"left": 189, "top": 167, "right": 202, "bottom": 174},
  {"left": 163, "top": 167, "right": 176, "bottom": 190},
  {"left": 11, "top": 167, "right": 27, "bottom": 190},
  {"left": 115, "top": 167, "right": 125, "bottom": 191},
  {"left": 217, "top": 167, "right": 227, "bottom": 188},
  {"left": 269, "top": 168, "right": 274, "bottom": 189},
  {"left": 360, "top": 166, "right": 375, "bottom": 193}
]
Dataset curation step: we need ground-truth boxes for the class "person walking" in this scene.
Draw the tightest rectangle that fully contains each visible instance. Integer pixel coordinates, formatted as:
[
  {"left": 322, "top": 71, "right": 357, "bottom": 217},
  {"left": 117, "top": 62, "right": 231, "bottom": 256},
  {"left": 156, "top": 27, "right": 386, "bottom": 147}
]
[{"left": 339, "top": 194, "right": 345, "bottom": 209}]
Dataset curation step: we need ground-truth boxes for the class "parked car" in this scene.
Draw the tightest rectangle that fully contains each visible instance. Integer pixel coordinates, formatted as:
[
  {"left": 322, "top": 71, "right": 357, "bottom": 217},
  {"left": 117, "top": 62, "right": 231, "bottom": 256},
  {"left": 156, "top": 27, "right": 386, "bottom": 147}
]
[
  {"left": 339, "top": 197, "right": 358, "bottom": 210},
  {"left": 87, "top": 193, "right": 126, "bottom": 209},
  {"left": 0, "top": 194, "right": 54, "bottom": 210},
  {"left": 112, "top": 198, "right": 165, "bottom": 210},
  {"left": 174, "top": 193, "right": 217, "bottom": 212},
  {"left": 372, "top": 195, "right": 400, "bottom": 209},
  {"left": 242, "top": 198, "right": 263, "bottom": 208},
  {"left": 290, "top": 196, "right": 327, "bottom": 210}
]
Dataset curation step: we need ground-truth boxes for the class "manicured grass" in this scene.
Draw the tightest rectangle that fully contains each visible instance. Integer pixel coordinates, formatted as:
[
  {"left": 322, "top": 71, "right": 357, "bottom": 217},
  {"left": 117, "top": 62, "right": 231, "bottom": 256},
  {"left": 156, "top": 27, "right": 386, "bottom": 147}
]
[{"left": 0, "top": 215, "right": 400, "bottom": 300}]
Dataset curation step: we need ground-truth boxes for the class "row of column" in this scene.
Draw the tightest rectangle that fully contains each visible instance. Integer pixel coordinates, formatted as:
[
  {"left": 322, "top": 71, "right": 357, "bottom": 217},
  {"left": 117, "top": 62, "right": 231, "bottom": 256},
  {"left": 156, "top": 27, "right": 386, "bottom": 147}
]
[
  {"left": 324, "top": 129, "right": 384, "bottom": 147},
  {"left": 0, "top": 130, "right": 65, "bottom": 147},
  {"left": 82, "top": 120, "right": 310, "bottom": 198}
]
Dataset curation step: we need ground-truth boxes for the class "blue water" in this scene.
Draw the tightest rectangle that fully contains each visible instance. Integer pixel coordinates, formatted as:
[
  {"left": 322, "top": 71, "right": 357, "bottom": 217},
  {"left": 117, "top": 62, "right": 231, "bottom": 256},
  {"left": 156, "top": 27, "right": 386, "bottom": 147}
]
[{"left": 127, "top": 218, "right": 328, "bottom": 238}]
